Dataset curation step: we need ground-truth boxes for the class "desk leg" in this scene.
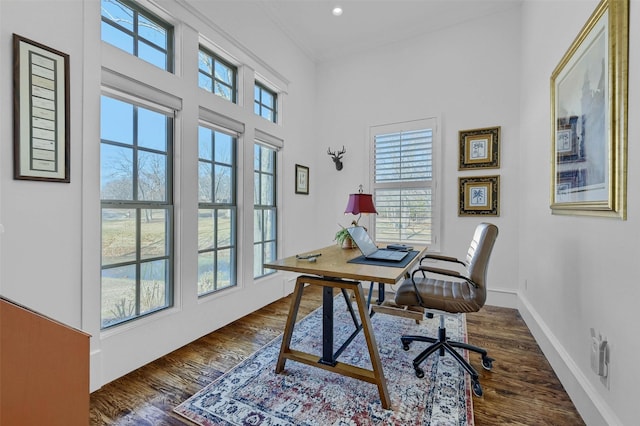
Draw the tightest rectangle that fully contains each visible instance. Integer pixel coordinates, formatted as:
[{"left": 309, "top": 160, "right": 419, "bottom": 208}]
[
  {"left": 377, "top": 282, "right": 385, "bottom": 304},
  {"left": 275, "top": 278, "right": 305, "bottom": 373},
  {"left": 275, "top": 275, "right": 391, "bottom": 410},
  {"left": 320, "top": 286, "right": 336, "bottom": 366},
  {"left": 352, "top": 281, "right": 391, "bottom": 409}
]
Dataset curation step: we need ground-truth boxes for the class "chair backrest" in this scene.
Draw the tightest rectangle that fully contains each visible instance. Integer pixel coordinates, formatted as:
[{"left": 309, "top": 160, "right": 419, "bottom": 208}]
[{"left": 465, "top": 223, "right": 499, "bottom": 294}]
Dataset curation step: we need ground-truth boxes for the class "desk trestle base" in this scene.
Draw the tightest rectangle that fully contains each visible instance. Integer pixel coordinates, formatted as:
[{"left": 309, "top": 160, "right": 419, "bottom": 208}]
[{"left": 275, "top": 275, "right": 392, "bottom": 410}]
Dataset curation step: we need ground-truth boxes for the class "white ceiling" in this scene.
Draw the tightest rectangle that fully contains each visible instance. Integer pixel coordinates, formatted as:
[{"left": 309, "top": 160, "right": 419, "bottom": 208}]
[{"left": 239, "top": 0, "right": 517, "bottom": 62}]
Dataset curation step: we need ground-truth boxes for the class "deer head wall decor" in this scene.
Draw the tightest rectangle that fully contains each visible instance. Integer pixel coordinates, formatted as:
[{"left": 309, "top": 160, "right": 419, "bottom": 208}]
[{"left": 327, "top": 146, "right": 346, "bottom": 171}]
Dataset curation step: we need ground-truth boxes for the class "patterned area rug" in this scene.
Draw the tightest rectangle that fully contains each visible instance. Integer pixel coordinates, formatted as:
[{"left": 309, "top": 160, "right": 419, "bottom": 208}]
[{"left": 175, "top": 295, "right": 473, "bottom": 425}]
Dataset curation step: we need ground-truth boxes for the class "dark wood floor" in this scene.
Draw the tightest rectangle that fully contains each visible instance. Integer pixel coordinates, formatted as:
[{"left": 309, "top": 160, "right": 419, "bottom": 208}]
[{"left": 90, "top": 286, "right": 585, "bottom": 425}]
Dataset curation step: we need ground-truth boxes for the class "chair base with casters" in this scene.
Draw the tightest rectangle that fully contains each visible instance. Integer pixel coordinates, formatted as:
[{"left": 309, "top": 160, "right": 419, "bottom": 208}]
[
  {"left": 400, "top": 314, "right": 493, "bottom": 397},
  {"left": 394, "top": 222, "right": 499, "bottom": 398}
]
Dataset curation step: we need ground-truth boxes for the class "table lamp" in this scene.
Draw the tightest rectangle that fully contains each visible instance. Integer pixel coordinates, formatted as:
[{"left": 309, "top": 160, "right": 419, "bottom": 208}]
[{"left": 344, "top": 184, "right": 377, "bottom": 226}]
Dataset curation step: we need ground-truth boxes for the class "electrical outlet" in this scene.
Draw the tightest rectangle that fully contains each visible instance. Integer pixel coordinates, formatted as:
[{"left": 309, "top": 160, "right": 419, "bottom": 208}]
[{"left": 590, "top": 328, "right": 608, "bottom": 377}]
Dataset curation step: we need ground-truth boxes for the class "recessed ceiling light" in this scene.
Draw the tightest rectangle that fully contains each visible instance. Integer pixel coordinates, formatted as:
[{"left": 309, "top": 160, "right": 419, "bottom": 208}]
[{"left": 332, "top": 6, "right": 343, "bottom": 16}]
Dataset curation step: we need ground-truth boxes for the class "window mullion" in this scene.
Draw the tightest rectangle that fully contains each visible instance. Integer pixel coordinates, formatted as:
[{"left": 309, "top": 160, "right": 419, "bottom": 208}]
[{"left": 135, "top": 209, "right": 142, "bottom": 317}]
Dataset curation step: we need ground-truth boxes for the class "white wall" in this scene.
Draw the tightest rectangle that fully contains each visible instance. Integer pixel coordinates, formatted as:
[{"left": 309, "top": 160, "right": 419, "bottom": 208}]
[
  {"left": 0, "top": 0, "right": 86, "bottom": 328},
  {"left": 2, "top": 1, "right": 637, "bottom": 424},
  {"left": 0, "top": 0, "right": 318, "bottom": 390},
  {"left": 518, "top": 1, "right": 639, "bottom": 425},
  {"left": 314, "top": 5, "right": 523, "bottom": 307}
]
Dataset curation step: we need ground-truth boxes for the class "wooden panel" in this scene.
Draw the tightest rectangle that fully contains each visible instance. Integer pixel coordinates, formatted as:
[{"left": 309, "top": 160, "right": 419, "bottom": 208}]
[{"left": 1, "top": 298, "right": 90, "bottom": 426}]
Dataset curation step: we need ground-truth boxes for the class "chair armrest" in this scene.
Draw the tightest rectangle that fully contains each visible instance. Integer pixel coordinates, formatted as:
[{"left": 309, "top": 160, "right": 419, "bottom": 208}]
[
  {"left": 417, "top": 266, "right": 463, "bottom": 279},
  {"left": 420, "top": 254, "right": 466, "bottom": 267},
  {"left": 414, "top": 266, "right": 479, "bottom": 288}
]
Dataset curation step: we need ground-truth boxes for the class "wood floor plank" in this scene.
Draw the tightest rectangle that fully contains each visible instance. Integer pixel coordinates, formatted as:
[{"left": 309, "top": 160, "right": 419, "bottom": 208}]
[{"left": 90, "top": 287, "right": 585, "bottom": 425}]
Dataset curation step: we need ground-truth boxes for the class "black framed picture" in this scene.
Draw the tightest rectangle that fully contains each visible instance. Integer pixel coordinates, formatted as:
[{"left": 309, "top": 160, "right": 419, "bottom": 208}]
[
  {"left": 295, "top": 164, "right": 309, "bottom": 195},
  {"left": 13, "top": 34, "right": 70, "bottom": 182}
]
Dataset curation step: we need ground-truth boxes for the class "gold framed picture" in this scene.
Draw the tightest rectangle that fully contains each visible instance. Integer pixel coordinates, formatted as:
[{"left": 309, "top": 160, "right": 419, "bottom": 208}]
[
  {"left": 550, "top": 0, "right": 628, "bottom": 219},
  {"left": 458, "top": 126, "right": 500, "bottom": 170},
  {"left": 459, "top": 175, "right": 500, "bottom": 216}
]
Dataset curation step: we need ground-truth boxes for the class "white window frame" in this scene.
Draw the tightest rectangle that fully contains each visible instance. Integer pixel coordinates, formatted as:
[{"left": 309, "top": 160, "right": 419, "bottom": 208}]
[
  {"left": 100, "top": 0, "right": 174, "bottom": 72},
  {"left": 196, "top": 122, "right": 238, "bottom": 297},
  {"left": 369, "top": 118, "right": 441, "bottom": 251},
  {"left": 253, "top": 141, "right": 278, "bottom": 278},
  {"left": 99, "top": 90, "right": 176, "bottom": 329}
]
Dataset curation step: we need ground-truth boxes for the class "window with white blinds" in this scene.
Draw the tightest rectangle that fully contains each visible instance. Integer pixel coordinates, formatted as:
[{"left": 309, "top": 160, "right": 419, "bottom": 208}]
[{"left": 371, "top": 119, "right": 438, "bottom": 246}]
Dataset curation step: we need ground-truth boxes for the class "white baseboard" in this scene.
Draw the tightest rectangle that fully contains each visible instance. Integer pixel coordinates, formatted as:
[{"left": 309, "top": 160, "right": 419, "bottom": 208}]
[
  {"left": 486, "top": 287, "right": 518, "bottom": 308},
  {"left": 517, "top": 295, "right": 621, "bottom": 426},
  {"left": 89, "top": 349, "right": 102, "bottom": 393}
]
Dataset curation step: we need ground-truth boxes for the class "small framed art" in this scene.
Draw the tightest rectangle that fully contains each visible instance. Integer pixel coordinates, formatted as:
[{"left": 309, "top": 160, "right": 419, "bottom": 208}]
[
  {"left": 458, "top": 126, "right": 500, "bottom": 170},
  {"left": 459, "top": 175, "right": 500, "bottom": 216},
  {"left": 13, "top": 34, "right": 70, "bottom": 182},
  {"left": 295, "top": 164, "right": 309, "bottom": 195}
]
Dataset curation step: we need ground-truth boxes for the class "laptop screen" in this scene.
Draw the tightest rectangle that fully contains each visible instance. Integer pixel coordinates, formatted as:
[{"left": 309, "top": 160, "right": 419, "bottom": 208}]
[{"left": 347, "top": 226, "right": 378, "bottom": 257}]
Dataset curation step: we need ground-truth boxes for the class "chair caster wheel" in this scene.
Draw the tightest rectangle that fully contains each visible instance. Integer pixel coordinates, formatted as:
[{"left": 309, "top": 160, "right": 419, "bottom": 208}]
[
  {"left": 414, "top": 367, "right": 424, "bottom": 378},
  {"left": 472, "top": 381, "right": 483, "bottom": 397},
  {"left": 401, "top": 338, "right": 411, "bottom": 351},
  {"left": 481, "top": 356, "right": 494, "bottom": 371}
]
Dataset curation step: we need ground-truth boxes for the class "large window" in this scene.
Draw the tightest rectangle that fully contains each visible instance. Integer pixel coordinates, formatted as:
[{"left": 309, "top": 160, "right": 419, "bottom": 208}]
[
  {"left": 371, "top": 120, "right": 436, "bottom": 245},
  {"left": 198, "top": 47, "right": 237, "bottom": 103},
  {"left": 254, "top": 143, "right": 277, "bottom": 278},
  {"left": 101, "top": 0, "right": 173, "bottom": 71},
  {"left": 97, "top": 1, "right": 288, "bottom": 334},
  {"left": 254, "top": 82, "right": 277, "bottom": 123},
  {"left": 198, "top": 125, "right": 237, "bottom": 296},
  {"left": 100, "top": 94, "right": 174, "bottom": 328}
]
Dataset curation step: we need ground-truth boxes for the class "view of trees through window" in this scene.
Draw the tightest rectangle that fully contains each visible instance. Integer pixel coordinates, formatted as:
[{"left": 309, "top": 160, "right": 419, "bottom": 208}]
[
  {"left": 373, "top": 125, "right": 434, "bottom": 244},
  {"left": 101, "top": 0, "right": 173, "bottom": 71},
  {"left": 197, "top": 126, "right": 237, "bottom": 296},
  {"left": 253, "top": 144, "right": 277, "bottom": 278},
  {"left": 254, "top": 83, "right": 277, "bottom": 123},
  {"left": 100, "top": 95, "right": 173, "bottom": 328},
  {"left": 99, "top": 0, "right": 285, "bottom": 328},
  {"left": 198, "top": 47, "right": 236, "bottom": 102}
]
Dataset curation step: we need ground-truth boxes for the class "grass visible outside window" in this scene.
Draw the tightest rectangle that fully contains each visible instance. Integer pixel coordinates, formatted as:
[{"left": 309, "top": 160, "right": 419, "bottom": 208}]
[
  {"left": 197, "top": 126, "right": 237, "bottom": 296},
  {"left": 100, "top": 95, "right": 173, "bottom": 328},
  {"left": 254, "top": 144, "right": 277, "bottom": 278}
]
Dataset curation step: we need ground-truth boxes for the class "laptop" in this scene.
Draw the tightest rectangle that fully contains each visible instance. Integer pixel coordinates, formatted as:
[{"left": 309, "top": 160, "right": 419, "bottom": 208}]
[{"left": 347, "top": 226, "right": 409, "bottom": 262}]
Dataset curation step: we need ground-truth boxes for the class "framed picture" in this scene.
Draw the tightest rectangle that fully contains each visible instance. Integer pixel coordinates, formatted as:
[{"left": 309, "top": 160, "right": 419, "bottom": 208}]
[
  {"left": 458, "top": 126, "right": 500, "bottom": 170},
  {"left": 550, "top": 0, "right": 628, "bottom": 219},
  {"left": 13, "top": 34, "right": 70, "bottom": 182},
  {"left": 459, "top": 175, "right": 500, "bottom": 216},
  {"left": 295, "top": 164, "right": 309, "bottom": 195}
]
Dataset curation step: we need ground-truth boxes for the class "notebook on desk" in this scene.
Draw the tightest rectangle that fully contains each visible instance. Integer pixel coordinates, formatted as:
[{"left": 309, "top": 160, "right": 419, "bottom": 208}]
[{"left": 347, "top": 226, "right": 409, "bottom": 262}]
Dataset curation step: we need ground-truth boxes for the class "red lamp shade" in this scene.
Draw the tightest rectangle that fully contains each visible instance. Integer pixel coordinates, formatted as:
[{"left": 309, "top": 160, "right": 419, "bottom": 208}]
[{"left": 344, "top": 193, "right": 378, "bottom": 215}]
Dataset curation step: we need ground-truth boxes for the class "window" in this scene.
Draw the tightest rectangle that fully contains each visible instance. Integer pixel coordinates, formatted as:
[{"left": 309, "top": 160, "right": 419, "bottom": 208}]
[
  {"left": 254, "top": 143, "right": 277, "bottom": 278},
  {"left": 100, "top": 94, "right": 173, "bottom": 328},
  {"left": 198, "top": 47, "right": 237, "bottom": 103},
  {"left": 101, "top": 0, "right": 173, "bottom": 71},
  {"left": 198, "top": 125, "right": 237, "bottom": 296},
  {"left": 371, "top": 119, "right": 437, "bottom": 245},
  {"left": 254, "top": 82, "right": 277, "bottom": 123}
]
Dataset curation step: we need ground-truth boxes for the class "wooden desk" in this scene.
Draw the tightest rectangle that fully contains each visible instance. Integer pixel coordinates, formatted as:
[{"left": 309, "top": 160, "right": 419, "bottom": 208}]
[{"left": 265, "top": 244, "right": 427, "bottom": 409}]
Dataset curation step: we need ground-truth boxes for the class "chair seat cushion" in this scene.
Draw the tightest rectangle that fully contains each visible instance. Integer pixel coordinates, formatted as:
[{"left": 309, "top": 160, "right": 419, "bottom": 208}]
[{"left": 394, "top": 277, "right": 484, "bottom": 313}]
